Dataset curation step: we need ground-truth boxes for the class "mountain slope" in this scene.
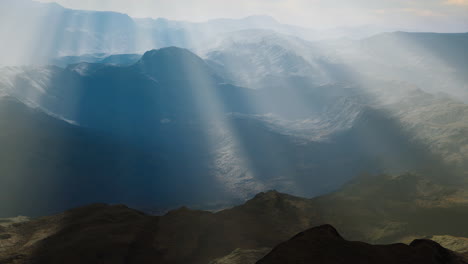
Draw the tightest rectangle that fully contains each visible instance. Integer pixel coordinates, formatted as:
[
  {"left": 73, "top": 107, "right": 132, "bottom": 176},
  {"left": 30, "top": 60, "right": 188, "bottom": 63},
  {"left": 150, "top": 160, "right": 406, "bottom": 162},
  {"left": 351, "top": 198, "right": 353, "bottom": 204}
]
[
  {"left": 323, "top": 32, "right": 468, "bottom": 102},
  {"left": 0, "top": 96, "right": 202, "bottom": 217},
  {"left": 1, "top": 183, "right": 468, "bottom": 264},
  {"left": 257, "top": 225, "right": 467, "bottom": 264},
  {"left": 312, "top": 173, "right": 468, "bottom": 243},
  {"left": 205, "top": 31, "right": 468, "bottom": 172},
  {"left": 204, "top": 30, "right": 330, "bottom": 89},
  {"left": 430, "top": 235, "right": 468, "bottom": 258},
  {"left": 1, "top": 46, "right": 467, "bottom": 216}
]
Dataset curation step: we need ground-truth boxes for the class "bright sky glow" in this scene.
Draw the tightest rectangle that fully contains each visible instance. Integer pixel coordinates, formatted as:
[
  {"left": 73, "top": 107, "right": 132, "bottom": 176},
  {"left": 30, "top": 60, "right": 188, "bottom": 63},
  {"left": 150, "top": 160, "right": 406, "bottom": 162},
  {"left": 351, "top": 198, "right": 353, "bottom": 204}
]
[{"left": 36, "top": 0, "right": 468, "bottom": 31}]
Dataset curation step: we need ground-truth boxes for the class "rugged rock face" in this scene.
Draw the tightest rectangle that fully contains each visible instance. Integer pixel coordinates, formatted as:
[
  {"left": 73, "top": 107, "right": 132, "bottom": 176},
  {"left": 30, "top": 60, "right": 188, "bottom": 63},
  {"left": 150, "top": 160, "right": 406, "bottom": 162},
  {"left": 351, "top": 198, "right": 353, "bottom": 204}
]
[
  {"left": 0, "top": 193, "right": 323, "bottom": 264},
  {"left": 257, "top": 225, "right": 467, "bottom": 264},
  {"left": 0, "top": 204, "right": 163, "bottom": 264},
  {"left": 429, "top": 235, "right": 468, "bottom": 258},
  {"left": 1, "top": 187, "right": 468, "bottom": 264}
]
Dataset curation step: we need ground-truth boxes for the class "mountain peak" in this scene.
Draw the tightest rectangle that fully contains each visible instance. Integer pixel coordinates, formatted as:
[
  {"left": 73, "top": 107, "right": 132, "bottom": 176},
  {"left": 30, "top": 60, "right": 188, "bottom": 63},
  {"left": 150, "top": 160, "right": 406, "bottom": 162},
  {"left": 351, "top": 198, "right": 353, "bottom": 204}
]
[
  {"left": 258, "top": 224, "right": 465, "bottom": 264},
  {"left": 140, "top": 47, "right": 198, "bottom": 62},
  {"left": 251, "top": 190, "right": 283, "bottom": 201},
  {"left": 292, "top": 224, "right": 343, "bottom": 240},
  {"left": 243, "top": 190, "right": 309, "bottom": 211},
  {"left": 137, "top": 47, "right": 217, "bottom": 82}
]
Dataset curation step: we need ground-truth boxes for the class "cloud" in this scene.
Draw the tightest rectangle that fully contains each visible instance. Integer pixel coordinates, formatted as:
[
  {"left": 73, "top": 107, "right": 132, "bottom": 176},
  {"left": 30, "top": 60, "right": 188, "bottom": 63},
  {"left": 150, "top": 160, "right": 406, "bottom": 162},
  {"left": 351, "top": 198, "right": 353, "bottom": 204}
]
[
  {"left": 445, "top": 0, "right": 468, "bottom": 5},
  {"left": 402, "top": 8, "right": 442, "bottom": 17},
  {"left": 374, "top": 8, "right": 442, "bottom": 17}
]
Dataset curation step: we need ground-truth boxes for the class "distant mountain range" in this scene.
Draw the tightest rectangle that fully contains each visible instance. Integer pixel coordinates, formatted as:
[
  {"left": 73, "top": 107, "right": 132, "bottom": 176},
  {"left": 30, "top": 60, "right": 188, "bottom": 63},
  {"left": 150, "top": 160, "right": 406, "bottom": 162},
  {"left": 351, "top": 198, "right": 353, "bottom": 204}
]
[
  {"left": 0, "top": 0, "right": 421, "bottom": 65},
  {"left": 1, "top": 42, "right": 468, "bottom": 216},
  {"left": 205, "top": 29, "right": 468, "bottom": 101},
  {"left": 50, "top": 53, "right": 142, "bottom": 68},
  {"left": 0, "top": 44, "right": 466, "bottom": 216}
]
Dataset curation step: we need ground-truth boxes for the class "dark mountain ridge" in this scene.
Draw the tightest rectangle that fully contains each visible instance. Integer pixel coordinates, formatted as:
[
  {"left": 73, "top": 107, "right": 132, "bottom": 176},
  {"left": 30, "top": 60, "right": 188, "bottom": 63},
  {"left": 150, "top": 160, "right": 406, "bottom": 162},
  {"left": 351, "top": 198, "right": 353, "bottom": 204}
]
[
  {"left": 1, "top": 185, "right": 468, "bottom": 264},
  {"left": 258, "top": 225, "right": 467, "bottom": 264}
]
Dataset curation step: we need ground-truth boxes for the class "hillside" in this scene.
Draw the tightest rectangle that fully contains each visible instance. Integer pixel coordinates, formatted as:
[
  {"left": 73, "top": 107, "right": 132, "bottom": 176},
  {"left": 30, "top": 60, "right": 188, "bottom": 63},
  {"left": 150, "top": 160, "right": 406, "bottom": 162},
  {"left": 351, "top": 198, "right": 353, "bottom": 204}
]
[
  {"left": 1, "top": 173, "right": 468, "bottom": 263},
  {"left": 1, "top": 45, "right": 468, "bottom": 216},
  {"left": 257, "top": 225, "right": 467, "bottom": 264}
]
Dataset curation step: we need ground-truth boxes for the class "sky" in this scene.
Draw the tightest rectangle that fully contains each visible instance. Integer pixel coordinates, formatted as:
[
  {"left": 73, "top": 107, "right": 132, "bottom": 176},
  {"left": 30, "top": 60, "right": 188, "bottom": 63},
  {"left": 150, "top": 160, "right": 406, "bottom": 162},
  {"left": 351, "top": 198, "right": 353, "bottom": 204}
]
[{"left": 30, "top": 0, "right": 468, "bottom": 31}]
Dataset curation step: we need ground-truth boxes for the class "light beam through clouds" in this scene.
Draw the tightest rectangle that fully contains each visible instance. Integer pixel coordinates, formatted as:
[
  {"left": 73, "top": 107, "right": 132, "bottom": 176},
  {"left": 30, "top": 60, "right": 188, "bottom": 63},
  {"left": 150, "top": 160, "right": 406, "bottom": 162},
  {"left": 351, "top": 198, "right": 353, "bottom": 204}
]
[{"left": 0, "top": 0, "right": 467, "bottom": 216}]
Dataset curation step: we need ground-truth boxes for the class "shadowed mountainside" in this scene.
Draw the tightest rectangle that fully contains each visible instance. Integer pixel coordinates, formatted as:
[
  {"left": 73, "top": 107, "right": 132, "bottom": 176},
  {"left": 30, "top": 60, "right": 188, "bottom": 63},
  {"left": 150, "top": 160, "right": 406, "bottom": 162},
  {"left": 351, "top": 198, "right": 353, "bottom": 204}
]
[
  {"left": 1, "top": 177, "right": 468, "bottom": 263},
  {"left": 257, "top": 225, "right": 467, "bottom": 264},
  {"left": 2, "top": 47, "right": 465, "bottom": 216}
]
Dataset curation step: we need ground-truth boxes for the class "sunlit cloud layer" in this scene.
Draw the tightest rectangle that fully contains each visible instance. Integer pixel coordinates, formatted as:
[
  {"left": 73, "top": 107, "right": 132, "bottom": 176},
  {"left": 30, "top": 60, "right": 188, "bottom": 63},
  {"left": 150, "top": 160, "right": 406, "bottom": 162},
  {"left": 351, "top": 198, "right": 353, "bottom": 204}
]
[
  {"left": 445, "top": 0, "right": 468, "bottom": 6},
  {"left": 36, "top": 0, "right": 468, "bottom": 31}
]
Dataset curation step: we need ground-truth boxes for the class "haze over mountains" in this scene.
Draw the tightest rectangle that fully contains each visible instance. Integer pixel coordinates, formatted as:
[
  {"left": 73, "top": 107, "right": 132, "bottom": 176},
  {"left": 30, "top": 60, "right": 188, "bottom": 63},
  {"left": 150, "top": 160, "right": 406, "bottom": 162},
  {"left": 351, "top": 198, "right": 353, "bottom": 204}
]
[
  {"left": 2, "top": 39, "right": 468, "bottom": 216},
  {"left": 0, "top": 0, "right": 468, "bottom": 262},
  {"left": 0, "top": 0, "right": 421, "bottom": 66},
  {"left": 1, "top": 2, "right": 468, "bottom": 216}
]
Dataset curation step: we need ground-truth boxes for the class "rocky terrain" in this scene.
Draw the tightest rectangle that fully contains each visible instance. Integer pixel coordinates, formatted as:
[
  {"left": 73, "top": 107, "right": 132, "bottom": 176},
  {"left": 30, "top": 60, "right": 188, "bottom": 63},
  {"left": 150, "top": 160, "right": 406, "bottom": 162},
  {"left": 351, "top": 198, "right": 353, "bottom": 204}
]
[
  {"left": 257, "top": 225, "right": 467, "bottom": 264},
  {"left": 1, "top": 174, "right": 468, "bottom": 264},
  {"left": 430, "top": 235, "right": 468, "bottom": 260}
]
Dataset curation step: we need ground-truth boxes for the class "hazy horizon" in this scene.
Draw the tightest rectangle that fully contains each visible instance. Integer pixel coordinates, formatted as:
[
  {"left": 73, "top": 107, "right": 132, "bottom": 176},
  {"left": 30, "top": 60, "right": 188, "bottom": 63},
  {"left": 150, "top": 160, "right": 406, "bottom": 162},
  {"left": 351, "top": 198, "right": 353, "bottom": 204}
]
[{"left": 34, "top": 0, "right": 468, "bottom": 32}]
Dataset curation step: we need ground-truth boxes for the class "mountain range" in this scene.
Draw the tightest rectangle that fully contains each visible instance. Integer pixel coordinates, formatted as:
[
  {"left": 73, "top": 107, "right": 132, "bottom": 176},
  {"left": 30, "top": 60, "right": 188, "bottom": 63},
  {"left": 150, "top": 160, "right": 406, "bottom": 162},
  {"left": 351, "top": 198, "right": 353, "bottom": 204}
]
[
  {"left": 1, "top": 183, "right": 468, "bottom": 263},
  {"left": 1, "top": 2, "right": 468, "bottom": 261},
  {"left": 1, "top": 32, "right": 468, "bottom": 215},
  {"left": 1, "top": 42, "right": 467, "bottom": 216},
  {"left": 0, "top": 0, "right": 418, "bottom": 66}
]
